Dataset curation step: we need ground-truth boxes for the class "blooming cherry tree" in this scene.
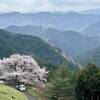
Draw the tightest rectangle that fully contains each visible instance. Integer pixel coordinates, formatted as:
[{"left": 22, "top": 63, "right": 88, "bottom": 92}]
[{"left": 0, "top": 54, "right": 48, "bottom": 86}]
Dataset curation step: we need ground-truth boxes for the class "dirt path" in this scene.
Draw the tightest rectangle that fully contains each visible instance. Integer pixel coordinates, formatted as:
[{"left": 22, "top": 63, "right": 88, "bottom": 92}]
[{"left": 24, "top": 92, "right": 38, "bottom": 100}]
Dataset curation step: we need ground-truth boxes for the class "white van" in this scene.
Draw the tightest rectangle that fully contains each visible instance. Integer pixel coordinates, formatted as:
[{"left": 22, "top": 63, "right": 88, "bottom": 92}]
[{"left": 16, "top": 84, "right": 26, "bottom": 91}]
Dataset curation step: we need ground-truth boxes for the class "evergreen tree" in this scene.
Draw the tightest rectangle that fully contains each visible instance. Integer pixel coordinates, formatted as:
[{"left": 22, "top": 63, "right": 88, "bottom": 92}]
[
  {"left": 46, "top": 65, "right": 75, "bottom": 100},
  {"left": 75, "top": 64, "right": 100, "bottom": 100}
]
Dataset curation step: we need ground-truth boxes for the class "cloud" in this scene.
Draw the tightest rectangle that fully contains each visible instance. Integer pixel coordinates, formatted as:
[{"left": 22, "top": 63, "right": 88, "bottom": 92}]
[
  {"left": 0, "top": 0, "right": 54, "bottom": 12},
  {"left": 0, "top": 0, "right": 34, "bottom": 12},
  {"left": 50, "top": 0, "right": 100, "bottom": 11},
  {"left": 0, "top": 0, "right": 100, "bottom": 12}
]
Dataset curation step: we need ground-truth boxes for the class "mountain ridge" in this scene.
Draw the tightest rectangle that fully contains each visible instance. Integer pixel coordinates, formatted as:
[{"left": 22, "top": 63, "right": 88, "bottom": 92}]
[
  {"left": 6, "top": 25, "right": 100, "bottom": 57},
  {"left": 0, "top": 29, "right": 79, "bottom": 70},
  {"left": 0, "top": 11, "right": 100, "bottom": 31},
  {"left": 82, "top": 22, "right": 100, "bottom": 36},
  {"left": 76, "top": 46, "right": 100, "bottom": 67}
]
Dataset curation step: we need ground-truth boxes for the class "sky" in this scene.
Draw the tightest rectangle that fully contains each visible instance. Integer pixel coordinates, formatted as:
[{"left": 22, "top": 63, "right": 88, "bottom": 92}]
[{"left": 0, "top": 0, "right": 100, "bottom": 13}]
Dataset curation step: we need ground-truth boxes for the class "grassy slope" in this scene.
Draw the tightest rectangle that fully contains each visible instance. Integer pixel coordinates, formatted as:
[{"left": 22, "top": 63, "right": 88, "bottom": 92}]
[{"left": 0, "top": 85, "right": 28, "bottom": 100}]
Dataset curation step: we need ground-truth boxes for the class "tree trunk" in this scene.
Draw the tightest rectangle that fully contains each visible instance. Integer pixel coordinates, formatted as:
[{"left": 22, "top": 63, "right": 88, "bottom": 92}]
[
  {"left": 91, "top": 94, "right": 93, "bottom": 100},
  {"left": 82, "top": 91, "right": 84, "bottom": 100},
  {"left": 97, "top": 93, "right": 99, "bottom": 100}
]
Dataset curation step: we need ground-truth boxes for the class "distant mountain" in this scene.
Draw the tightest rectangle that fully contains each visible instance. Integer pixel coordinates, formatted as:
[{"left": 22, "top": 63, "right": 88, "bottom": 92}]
[
  {"left": 1, "top": 11, "right": 100, "bottom": 31},
  {"left": 76, "top": 46, "right": 100, "bottom": 67},
  {"left": 81, "top": 8, "right": 100, "bottom": 14},
  {"left": 82, "top": 22, "right": 100, "bottom": 36},
  {"left": 0, "top": 29, "right": 79, "bottom": 70},
  {"left": 6, "top": 25, "right": 100, "bottom": 57}
]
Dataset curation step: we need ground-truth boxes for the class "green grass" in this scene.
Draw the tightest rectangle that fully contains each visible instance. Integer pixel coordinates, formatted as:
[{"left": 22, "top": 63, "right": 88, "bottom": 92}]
[{"left": 0, "top": 85, "right": 28, "bottom": 100}]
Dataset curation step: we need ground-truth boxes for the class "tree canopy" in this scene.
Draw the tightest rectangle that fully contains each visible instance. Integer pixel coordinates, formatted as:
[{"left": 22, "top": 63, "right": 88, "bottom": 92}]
[
  {"left": 75, "top": 64, "right": 100, "bottom": 100},
  {"left": 46, "top": 65, "right": 75, "bottom": 100},
  {"left": 0, "top": 54, "right": 48, "bottom": 86}
]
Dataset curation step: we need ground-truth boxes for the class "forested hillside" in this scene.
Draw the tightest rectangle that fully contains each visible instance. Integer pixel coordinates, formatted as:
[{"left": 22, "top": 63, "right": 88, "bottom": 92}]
[
  {"left": 6, "top": 25, "right": 100, "bottom": 56},
  {"left": 76, "top": 46, "right": 100, "bottom": 66},
  {"left": 0, "top": 29, "right": 79, "bottom": 69}
]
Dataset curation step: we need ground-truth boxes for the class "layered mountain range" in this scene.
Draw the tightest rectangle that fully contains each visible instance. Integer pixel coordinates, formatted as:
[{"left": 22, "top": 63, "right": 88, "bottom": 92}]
[
  {"left": 0, "top": 11, "right": 100, "bottom": 31},
  {"left": 6, "top": 25, "right": 100, "bottom": 57},
  {"left": 1, "top": 10, "right": 100, "bottom": 67}
]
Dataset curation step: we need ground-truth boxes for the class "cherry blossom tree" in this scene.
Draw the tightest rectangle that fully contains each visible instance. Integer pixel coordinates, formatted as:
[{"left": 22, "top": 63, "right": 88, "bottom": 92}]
[{"left": 0, "top": 54, "right": 48, "bottom": 86}]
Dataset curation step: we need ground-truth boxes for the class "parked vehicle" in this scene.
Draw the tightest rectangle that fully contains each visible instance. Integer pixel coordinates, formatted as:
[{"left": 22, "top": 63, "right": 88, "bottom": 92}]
[{"left": 16, "top": 84, "right": 26, "bottom": 91}]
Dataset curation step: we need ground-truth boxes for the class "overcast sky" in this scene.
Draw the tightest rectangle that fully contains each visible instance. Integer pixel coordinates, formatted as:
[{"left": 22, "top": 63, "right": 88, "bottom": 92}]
[{"left": 0, "top": 0, "right": 100, "bottom": 13}]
